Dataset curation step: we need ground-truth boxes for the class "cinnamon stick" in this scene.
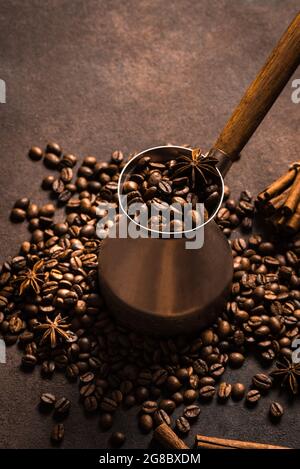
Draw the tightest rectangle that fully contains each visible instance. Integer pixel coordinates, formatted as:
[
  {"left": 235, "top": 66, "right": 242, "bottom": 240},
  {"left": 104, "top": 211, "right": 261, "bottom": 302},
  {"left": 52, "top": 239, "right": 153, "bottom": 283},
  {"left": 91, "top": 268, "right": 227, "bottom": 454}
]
[
  {"left": 283, "top": 169, "right": 300, "bottom": 216},
  {"left": 195, "top": 434, "right": 291, "bottom": 450},
  {"left": 258, "top": 167, "right": 296, "bottom": 200},
  {"left": 265, "top": 188, "right": 289, "bottom": 214},
  {"left": 154, "top": 423, "right": 189, "bottom": 449},
  {"left": 285, "top": 203, "right": 300, "bottom": 234},
  {"left": 270, "top": 211, "right": 287, "bottom": 229}
]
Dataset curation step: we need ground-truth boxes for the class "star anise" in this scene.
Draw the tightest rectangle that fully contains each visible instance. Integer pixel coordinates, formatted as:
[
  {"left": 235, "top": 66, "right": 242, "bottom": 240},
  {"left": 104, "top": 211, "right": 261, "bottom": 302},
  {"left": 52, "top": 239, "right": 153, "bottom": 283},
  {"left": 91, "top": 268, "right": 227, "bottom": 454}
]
[
  {"left": 37, "top": 314, "right": 72, "bottom": 349},
  {"left": 271, "top": 357, "right": 300, "bottom": 395},
  {"left": 171, "top": 148, "right": 219, "bottom": 188},
  {"left": 17, "top": 259, "right": 45, "bottom": 295}
]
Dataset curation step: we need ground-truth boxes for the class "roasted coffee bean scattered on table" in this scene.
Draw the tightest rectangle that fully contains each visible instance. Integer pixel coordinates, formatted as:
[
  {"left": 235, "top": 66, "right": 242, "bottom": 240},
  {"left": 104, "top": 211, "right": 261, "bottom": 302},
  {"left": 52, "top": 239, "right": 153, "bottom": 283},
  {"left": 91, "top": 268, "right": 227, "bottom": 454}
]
[{"left": 0, "top": 142, "right": 299, "bottom": 446}]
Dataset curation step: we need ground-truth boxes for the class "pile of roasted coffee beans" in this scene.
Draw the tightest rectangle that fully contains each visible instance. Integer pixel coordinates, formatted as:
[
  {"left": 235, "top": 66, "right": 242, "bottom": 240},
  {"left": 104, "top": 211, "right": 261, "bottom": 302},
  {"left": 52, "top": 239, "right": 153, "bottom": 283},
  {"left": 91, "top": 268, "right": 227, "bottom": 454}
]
[
  {"left": 0, "top": 142, "right": 299, "bottom": 447},
  {"left": 121, "top": 151, "right": 222, "bottom": 231}
]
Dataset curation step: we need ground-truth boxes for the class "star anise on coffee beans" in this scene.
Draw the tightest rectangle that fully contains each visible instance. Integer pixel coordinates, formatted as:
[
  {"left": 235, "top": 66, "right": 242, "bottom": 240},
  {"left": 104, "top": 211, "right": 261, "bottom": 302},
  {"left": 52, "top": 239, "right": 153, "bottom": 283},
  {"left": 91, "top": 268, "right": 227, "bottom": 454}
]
[
  {"left": 271, "top": 357, "right": 300, "bottom": 395},
  {"left": 17, "top": 259, "right": 45, "bottom": 295},
  {"left": 37, "top": 314, "right": 72, "bottom": 349},
  {"left": 171, "top": 148, "right": 219, "bottom": 188}
]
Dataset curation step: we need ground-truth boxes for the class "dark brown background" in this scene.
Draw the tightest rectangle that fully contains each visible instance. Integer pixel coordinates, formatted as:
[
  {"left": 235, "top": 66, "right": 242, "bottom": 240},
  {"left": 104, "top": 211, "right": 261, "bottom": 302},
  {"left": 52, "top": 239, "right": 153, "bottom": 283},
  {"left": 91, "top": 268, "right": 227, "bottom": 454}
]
[{"left": 0, "top": 0, "right": 300, "bottom": 449}]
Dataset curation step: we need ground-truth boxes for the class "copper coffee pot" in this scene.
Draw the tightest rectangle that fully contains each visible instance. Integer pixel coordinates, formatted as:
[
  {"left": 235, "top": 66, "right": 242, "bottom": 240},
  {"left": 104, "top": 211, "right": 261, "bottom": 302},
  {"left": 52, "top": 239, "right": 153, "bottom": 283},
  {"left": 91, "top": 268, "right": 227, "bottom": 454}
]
[{"left": 98, "top": 13, "right": 300, "bottom": 336}]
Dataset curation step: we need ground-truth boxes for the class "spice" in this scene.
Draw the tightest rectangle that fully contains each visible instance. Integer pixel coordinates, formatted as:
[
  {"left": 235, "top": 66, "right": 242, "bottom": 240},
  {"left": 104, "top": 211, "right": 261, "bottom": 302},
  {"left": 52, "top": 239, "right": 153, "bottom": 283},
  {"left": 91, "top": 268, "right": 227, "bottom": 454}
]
[
  {"left": 195, "top": 434, "right": 290, "bottom": 450},
  {"left": 16, "top": 259, "right": 45, "bottom": 295},
  {"left": 283, "top": 170, "right": 300, "bottom": 216},
  {"left": 171, "top": 148, "right": 219, "bottom": 187},
  {"left": 256, "top": 162, "right": 300, "bottom": 233},
  {"left": 286, "top": 203, "right": 300, "bottom": 234},
  {"left": 154, "top": 423, "right": 189, "bottom": 449},
  {"left": 37, "top": 314, "right": 72, "bottom": 349},
  {"left": 271, "top": 357, "right": 300, "bottom": 395}
]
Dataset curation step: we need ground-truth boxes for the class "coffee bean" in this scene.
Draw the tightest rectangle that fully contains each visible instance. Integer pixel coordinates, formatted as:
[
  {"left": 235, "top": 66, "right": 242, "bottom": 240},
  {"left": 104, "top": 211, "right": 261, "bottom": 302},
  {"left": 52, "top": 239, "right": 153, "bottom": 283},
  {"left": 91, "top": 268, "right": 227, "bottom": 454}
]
[
  {"left": 19, "top": 331, "right": 34, "bottom": 344},
  {"left": 217, "top": 207, "right": 230, "bottom": 221},
  {"left": 175, "top": 416, "right": 190, "bottom": 434},
  {"left": 201, "top": 330, "right": 214, "bottom": 345},
  {"left": 136, "top": 156, "right": 151, "bottom": 168},
  {"left": 84, "top": 396, "right": 98, "bottom": 412},
  {"left": 172, "top": 392, "right": 184, "bottom": 406},
  {"left": 123, "top": 181, "right": 139, "bottom": 193},
  {"left": 199, "top": 385, "right": 215, "bottom": 400},
  {"left": 52, "top": 178, "right": 65, "bottom": 194},
  {"left": 183, "top": 404, "right": 201, "bottom": 420},
  {"left": 217, "top": 320, "right": 232, "bottom": 338},
  {"left": 80, "top": 382, "right": 96, "bottom": 397},
  {"left": 66, "top": 363, "right": 79, "bottom": 381},
  {"left": 269, "top": 401, "right": 284, "bottom": 419},
  {"left": 124, "top": 395, "right": 136, "bottom": 408},
  {"left": 158, "top": 180, "right": 172, "bottom": 196},
  {"left": 100, "top": 397, "right": 118, "bottom": 412},
  {"left": 239, "top": 200, "right": 254, "bottom": 214},
  {"left": 223, "top": 185, "right": 230, "bottom": 199},
  {"left": 218, "top": 382, "right": 232, "bottom": 400},
  {"left": 60, "top": 167, "right": 73, "bottom": 183},
  {"left": 111, "top": 390, "right": 123, "bottom": 404},
  {"left": 14, "top": 197, "right": 30, "bottom": 210},
  {"left": 181, "top": 389, "right": 197, "bottom": 404},
  {"left": 54, "top": 397, "right": 71, "bottom": 416},
  {"left": 153, "top": 409, "right": 171, "bottom": 427},
  {"left": 41, "top": 360, "right": 55, "bottom": 376},
  {"left": 9, "top": 316, "right": 23, "bottom": 333},
  {"left": 28, "top": 146, "right": 43, "bottom": 161},
  {"left": 99, "top": 413, "right": 113, "bottom": 430},
  {"left": 139, "top": 414, "right": 153, "bottom": 433},
  {"left": 110, "top": 150, "right": 123, "bottom": 164},
  {"left": 80, "top": 372, "right": 95, "bottom": 385},
  {"left": 22, "top": 354, "right": 37, "bottom": 368},
  {"left": 210, "top": 363, "right": 225, "bottom": 378},
  {"left": 252, "top": 373, "right": 273, "bottom": 392},
  {"left": 11, "top": 208, "right": 26, "bottom": 223},
  {"left": 193, "top": 358, "right": 208, "bottom": 376},
  {"left": 40, "top": 393, "right": 56, "bottom": 409},
  {"left": 229, "top": 352, "right": 245, "bottom": 368},
  {"left": 141, "top": 400, "right": 158, "bottom": 414},
  {"left": 58, "top": 190, "right": 72, "bottom": 204},
  {"left": 46, "top": 142, "right": 62, "bottom": 156},
  {"left": 226, "top": 198, "right": 236, "bottom": 211},
  {"left": 44, "top": 153, "right": 60, "bottom": 169},
  {"left": 41, "top": 175, "right": 55, "bottom": 190},
  {"left": 61, "top": 153, "right": 77, "bottom": 168},
  {"left": 199, "top": 376, "right": 215, "bottom": 387},
  {"left": 51, "top": 423, "right": 64, "bottom": 443},
  {"left": 246, "top": 389, "right": 261, "bottom": 404},
  {"left": 189, "top": 374, "right": 199, "bottom": 389},
  {"left": 109, "top": 431, "right": 126, "bottom": 448},
  {"left": 176, "top": 368, "right": 189, "bottom": 382},
  {"left": 135, "top": 386, "right": 150, "bottom": 403},
  {"left": 258, "top": 242, "right": 274, "bottom": 255},
  {"left": 39, "top": 203, "right": 55, "bottom": 217},
  {"left": 161, "top": 367, "right": 178, "bottom": 386},
  {"left": 231, "top": 383, "right": 245, "bottom": 401},
  {"left": 159, "top": 399, "right": 176, "bottom": 414},
  {"left": 148, "top": 171, "right": 162, "bottom": 186}
]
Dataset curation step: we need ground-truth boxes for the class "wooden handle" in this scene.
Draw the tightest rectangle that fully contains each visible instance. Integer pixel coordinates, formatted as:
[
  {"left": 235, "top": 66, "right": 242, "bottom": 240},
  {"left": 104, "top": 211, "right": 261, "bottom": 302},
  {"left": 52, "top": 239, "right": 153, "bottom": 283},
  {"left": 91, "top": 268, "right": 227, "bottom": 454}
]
[{"left": 213, "top": 12, "right": 300, "bottom": 158}]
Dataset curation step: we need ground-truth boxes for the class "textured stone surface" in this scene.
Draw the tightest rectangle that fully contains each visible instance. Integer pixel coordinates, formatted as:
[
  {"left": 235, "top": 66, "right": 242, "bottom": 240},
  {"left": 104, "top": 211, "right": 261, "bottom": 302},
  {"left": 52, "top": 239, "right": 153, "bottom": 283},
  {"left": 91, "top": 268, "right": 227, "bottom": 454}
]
[{"left": 0, "top": 0, "right": 299, "bottom": 449}]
